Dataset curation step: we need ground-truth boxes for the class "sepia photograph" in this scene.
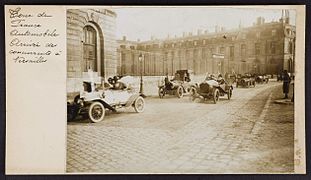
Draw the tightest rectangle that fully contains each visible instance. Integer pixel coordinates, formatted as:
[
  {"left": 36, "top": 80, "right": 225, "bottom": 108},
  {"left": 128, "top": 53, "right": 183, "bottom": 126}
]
[{"left": 65, "top": 6, "right": 301, "bottom": 173}]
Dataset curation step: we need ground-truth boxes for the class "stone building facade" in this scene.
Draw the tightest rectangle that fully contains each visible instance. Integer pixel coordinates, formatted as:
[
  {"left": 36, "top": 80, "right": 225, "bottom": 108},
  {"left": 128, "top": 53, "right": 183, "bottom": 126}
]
[
  {"left": 67, "top": 9, "right": 117, "bottom": 93},
  {"left": 117, "top": 11, "right": 295, "bottom": 76}
]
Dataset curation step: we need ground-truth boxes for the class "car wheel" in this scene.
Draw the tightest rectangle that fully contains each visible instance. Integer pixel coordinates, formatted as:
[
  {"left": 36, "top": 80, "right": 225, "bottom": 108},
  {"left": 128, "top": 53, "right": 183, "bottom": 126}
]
[
  {"left": 134, "top": 96, "right": 145, "bottom": 113},
  {"left": 67, "top": 104, "right": 78, "bottom": 121},
  {"left": 189, "top": 87, "right": 197, "bottom": 101},
  {"left": 88, "top": 102, "right": 105, "bottom": 123},
  {"left": 158, "top": 87, "right": 165, "bottom": 98},
  {"left": 213, "top": 88, "right": 220, "bottom": 104},
  {"left": 227, "top": 88, "right": 232, "bottom": 100},
  {"left": 176, "top": 86, "right": 184, "bottom": 98}
]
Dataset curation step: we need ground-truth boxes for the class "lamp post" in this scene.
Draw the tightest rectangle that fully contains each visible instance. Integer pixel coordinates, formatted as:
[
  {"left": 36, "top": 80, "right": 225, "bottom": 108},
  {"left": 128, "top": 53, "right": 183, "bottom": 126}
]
[
  {"left": 138, "top": 53, "right": 145, "bottom": 97},
  {"left": 218, "top": 62, "right": 222, "bottom": 74}
]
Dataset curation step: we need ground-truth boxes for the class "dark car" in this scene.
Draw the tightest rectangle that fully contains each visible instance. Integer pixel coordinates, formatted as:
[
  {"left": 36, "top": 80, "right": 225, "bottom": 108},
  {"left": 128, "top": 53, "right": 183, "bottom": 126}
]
[
  {"left": 236, "top": 74, "right": 256, "bottom": 88},
  {"left": 158, "top": 70, "right": 195, "bottom": 98},
  {"left": 190, "top": 76, "right": 233, "bottom": 104},
  {"left": 255, "top": 74, "right": 269, "bottom": 84}
]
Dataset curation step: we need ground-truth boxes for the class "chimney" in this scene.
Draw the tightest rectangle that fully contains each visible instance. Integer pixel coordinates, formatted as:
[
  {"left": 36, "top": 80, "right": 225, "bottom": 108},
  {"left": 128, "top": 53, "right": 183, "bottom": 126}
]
[
  {"left": 122, "top": 36, "right": 126, "bottom": 41},
  {"left": 215, "top": 25, "right": 220, "bottom": 33},
  {"left": 256, "top": 17, "right": 265, "bottom": 26},
  {"left": 197, "top": 29, "right": 202, "bottom": 35},
  {"left": 239, "top": 20, "right": 243, "bottom": 29}
]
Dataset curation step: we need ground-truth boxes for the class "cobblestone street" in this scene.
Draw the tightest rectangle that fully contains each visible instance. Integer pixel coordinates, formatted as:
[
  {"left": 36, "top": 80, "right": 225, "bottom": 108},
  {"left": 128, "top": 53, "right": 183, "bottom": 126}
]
[{"left": 66, "top": 81, "right": 294, "bottom": 173}]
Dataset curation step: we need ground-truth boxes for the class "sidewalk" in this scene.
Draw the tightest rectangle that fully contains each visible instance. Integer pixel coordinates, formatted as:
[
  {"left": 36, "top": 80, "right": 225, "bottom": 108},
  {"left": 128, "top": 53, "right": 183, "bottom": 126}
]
[{"left": 273, "top": 82, "right": 294, "bottom": 105}]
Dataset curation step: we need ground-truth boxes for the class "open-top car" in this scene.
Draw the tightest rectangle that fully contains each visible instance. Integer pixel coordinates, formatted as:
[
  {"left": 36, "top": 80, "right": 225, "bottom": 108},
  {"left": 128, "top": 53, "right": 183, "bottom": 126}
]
[
  {"left": 158, "top": 70, "right": 195, "bottom": 98},
  {"left": 190, "top": 75, "right": 233, "bottom": 104},
  {"left": 67, "top": 75, "right": 145, "bottom": 123},
  {"left": 236, "top": 74, "right": 256, "bottom": 88},
  {"left": 255, "top": 74, "right": 269, "bottom": 84}
]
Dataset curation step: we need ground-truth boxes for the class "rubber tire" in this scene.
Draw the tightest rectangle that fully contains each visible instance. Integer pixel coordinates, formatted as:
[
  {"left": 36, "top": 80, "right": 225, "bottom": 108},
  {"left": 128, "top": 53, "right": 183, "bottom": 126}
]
[
  {"left": 189, "top": 87, "right": 197, "bottom": 101},
  {"left": 176, "top": 86, "right": 184, "bottom": 98},
  {"left": 88, "top": 102, "right": 105, "bottom": 123},
  {"left": 158, "top": 87, "right": 165, "bottom": 98},
  {"left": 134, "top": 96, "right": 145, "bottom": 113},
  {"left": 67, "top": 105, "right": 78, "bottom": 122},
  {"left": 213, "top": 88, "right": 220, "bottom": 104}
]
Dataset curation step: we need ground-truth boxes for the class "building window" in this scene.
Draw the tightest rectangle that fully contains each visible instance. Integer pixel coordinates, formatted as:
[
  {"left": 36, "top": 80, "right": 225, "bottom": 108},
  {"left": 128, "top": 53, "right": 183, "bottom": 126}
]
[
  {"left": 210, "top": 48, "right": 215, "bottom": 55},
  {"left": 202, "top": 48, "right": 208, "bottom": 59},
  {"left": 220, "top": 47, "right": 225, "bottom": 54},
  {"left": 289, "top": 41, "right": 293, "bottom": 54},
  {"left": 121, "top": 53, "right": 126, "bottom": 75},
  {"left": 256, "top": 32, "right": 261, "bottom": 39},
  {"left": 270, "top": 42, "right": 276, "bottom": 54},
  {"left": 229, "top": 46, "right": 234, "bottom": 60},
  {"left": 255, "top": 43, "right": 260, "bottom": 55},
  {"left": 241, "top": 44, "right": 246, "bottom": 57},
  {"left": 272, "top": 29, "right": 277, "bottom": 36},
  {"left": 83, "top": 25, "right": 97, "bottom": 72}
]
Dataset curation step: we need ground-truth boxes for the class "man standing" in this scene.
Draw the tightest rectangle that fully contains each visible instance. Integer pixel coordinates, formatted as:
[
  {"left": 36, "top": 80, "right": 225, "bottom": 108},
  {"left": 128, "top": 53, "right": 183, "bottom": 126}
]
[{"left": 282, "top": 70, "right": 291, "bottom": 99}]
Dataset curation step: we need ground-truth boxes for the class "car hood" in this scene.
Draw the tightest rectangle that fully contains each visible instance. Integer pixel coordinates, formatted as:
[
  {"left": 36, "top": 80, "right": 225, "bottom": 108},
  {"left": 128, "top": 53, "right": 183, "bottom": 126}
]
[{"left": 201, "top": 79, "right": 219, "bottom": 87}]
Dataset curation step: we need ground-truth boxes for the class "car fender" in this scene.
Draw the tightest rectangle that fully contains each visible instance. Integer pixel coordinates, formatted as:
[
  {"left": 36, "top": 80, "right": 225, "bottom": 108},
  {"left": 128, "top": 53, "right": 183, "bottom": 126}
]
[
  {"left": 93, "top": 99, "right": 116, "bottom": 112},
  {"left": 125, "top": 94, "right": 140, "bottom": 107}
]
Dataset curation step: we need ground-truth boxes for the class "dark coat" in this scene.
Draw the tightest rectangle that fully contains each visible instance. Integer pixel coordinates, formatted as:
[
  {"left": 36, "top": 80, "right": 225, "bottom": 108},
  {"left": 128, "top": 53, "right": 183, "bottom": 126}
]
[{"left": 283, "top": 73, "right": 291, "bottom": 94}]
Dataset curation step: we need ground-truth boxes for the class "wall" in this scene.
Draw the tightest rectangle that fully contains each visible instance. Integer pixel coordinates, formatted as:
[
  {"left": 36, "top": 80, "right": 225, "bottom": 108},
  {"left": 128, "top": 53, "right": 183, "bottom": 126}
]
[{"left": 67, "top": 9, "right": 117, "bottom": 93}]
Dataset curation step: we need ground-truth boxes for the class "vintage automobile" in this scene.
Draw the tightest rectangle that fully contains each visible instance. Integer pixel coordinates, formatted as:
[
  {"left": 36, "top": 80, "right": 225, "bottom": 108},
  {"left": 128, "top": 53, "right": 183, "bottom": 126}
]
[
  {"left": 190, "top": 76, "right": 233, "bottom": 104},
  {"left": 158, "top": 70, "right": 194, "bottom": 98},
  {"left": 236, "top": 74, "right": 256, "bottom": 88},
  {"left": 67, "top": 76, "right": 145, "bottom": 123},
  {"left": 255, "top": 74, "right": 269, "bottom": 84}
]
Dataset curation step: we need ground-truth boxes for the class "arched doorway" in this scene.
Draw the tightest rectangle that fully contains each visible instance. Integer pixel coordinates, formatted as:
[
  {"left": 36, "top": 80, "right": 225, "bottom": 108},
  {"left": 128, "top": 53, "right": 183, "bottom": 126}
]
[{"left": 83, "top": 25, "right": 97, "bottom": 72}]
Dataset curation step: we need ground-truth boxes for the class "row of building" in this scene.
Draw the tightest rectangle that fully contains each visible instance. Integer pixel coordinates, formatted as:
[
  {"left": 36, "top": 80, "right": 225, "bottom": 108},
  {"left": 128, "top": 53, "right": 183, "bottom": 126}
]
[
  {"left": 66, "top": 9, "right": 295, "bottom": 92},
  {"left": 117, "top": 11, "right": 295, "bottom": 76}
]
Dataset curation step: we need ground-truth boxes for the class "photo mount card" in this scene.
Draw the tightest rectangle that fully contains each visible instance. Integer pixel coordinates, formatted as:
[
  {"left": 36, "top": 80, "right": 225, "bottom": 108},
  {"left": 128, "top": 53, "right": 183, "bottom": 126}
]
[{"left": 5, "top": 5, "right": 306, "bottom": 174}]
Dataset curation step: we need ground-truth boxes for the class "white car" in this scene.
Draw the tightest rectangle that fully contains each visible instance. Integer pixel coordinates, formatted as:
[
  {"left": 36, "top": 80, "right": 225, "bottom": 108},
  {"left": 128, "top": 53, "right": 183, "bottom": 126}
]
[{"left": 67, "top": 76, "right": 145, "bottom": 123}]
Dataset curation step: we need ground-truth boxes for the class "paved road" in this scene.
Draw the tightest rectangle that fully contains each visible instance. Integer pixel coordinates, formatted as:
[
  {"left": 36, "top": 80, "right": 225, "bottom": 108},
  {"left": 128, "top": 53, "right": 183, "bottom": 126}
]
[{"left": 66, "top": 81, "right": 294, "bottom": 173}]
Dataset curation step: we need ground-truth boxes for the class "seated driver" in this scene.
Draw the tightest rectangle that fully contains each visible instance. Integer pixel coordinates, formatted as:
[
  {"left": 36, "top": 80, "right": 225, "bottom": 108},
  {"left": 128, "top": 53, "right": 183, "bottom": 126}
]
[
  {"left": 164, "top": 74, "right": 173, "bottom": 90},
  {"left": 217, "top": 74, "right": 225, "bottom": 84}
]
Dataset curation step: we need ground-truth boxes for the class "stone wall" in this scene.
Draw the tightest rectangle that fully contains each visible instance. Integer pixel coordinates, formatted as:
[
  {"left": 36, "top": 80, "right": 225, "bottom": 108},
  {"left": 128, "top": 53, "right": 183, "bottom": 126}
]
[{"left": 67, "top": 9, "right": 117, "bottom": 93}]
